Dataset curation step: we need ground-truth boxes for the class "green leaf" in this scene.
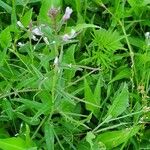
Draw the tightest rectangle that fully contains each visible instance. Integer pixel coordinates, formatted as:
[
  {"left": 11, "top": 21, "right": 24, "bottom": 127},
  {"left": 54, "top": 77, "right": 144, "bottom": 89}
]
[
  {"left": 0, "top": 27, "right": 12, "bottom": 49},
  {"left": 25, "top": 124, "right": 32, "bottom": 147},
  {"left": 93, "top": 28, "right": 124, "bottom": 52},
  {"left": 15, "top": 112, "right": 40, "bottom": 125},
  {"left": 38, "top": 0, "right": 62, "bottom": 24},
  {"left": 16, "top": 0, "right": 41, "bottom": 5},
  {"left": 63, "top": 44, "right": 76, "bottom": 80},
  {"left": 2, "top": 99, "right": 13, "bottom": 120},
  {"left": 93, "top": 76, "right": 102, "bottom": 105},
  {"left": 106, "top": 83, "right": 129, "bottom": 118},
  {"left": 128, "top": 37, "right": 145, "bottom": 49},
  {"left": 0, "top": 0, "right": 12, "bottom": 13},
  {"left": 38, "top": 90, "right": 52, "bottom": 103},
  {"left": 84, "top": 78, "right": 99, "bottom": 118},
  {"left": 109, "top": 68, "right": 131, "bottom": 84},
  {"left": 0, "top": 137, "right": 27, "bottom": 150},
  {"left": 86, "top": 132, "right": 95, "bottom": 149},
  {"left": 77, "top": 140, "right": 90, "bottom": 150},
  {"left": 12, "top": 98, "right": 43, "bottom": 111},
  {"left": 21, "top": 9, "right": 33, "bottom": 27},
  {"left": 74, "top": 23, "right": 100, "bottom": 32},
  {"left": 49, "top": 0, "right": 62, "bottom": 8},
  {"left": 11, "top": 0, "right": 17, "bottom": 27},
  {"left": 66, "top": 24, "right": 100, "bottom": 33},
  {"left": 95, "top": 126, "right": 140, "bottom": 149},
  {"left": 44, "top": 122, "right": 54, "bottom": 150},
  {"left": 0, "top": 49, "right": 7, "bottom": 67},
  {"left": 0, "top": 128, "right": 9, "bottom": 139},
  {"left": 31, "top": 103, "right": 51, "bottom": 122},
  {"left": 16, "top": 76, "right": 39, "bottom": 89}
]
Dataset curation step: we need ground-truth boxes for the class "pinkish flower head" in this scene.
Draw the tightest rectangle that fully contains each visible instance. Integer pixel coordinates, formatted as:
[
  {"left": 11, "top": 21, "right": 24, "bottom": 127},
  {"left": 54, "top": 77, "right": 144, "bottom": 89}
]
[
  {"left": 48, "top": 7, "right": 60, "bottom": 18},
  {"left": 62, "top": 7, "right": 73, "bottom": 21}
]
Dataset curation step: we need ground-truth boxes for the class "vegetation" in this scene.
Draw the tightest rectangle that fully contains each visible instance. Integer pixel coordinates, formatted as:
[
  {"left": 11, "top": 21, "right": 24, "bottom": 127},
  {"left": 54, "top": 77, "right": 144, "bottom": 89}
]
[{"left": 0, "top": 0, "right": 150, "bottom": 149}]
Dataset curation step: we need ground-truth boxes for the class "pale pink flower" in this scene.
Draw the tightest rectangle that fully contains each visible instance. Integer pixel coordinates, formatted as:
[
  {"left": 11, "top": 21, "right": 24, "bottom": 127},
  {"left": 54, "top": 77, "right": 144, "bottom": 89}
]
[
  {"left": 62, "top": 7, "right": 73, "bottom": 21},
  {"left": 62, "top": 29, "right": 77, "bottom": 42},
  {"left": 62, "top": 34, "right": 70, "bottom": 41}
]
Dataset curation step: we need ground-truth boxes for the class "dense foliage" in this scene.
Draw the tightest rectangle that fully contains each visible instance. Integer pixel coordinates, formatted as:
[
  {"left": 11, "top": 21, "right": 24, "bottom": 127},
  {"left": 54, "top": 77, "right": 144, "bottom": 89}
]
[{"left": 0, "top": 0, "right": 150, "bottom": 149}]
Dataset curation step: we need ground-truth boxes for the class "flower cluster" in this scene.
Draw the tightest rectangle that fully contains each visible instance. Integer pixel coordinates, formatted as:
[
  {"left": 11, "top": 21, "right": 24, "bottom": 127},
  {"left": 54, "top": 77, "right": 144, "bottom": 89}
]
[{"left": 17, "top": 6, "right": 76, "bottom": 45}]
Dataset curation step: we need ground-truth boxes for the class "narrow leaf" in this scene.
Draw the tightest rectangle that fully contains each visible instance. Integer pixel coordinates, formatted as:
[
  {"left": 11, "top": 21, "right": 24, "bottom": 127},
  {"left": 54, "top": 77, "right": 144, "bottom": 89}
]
[
  {"left": 84, "top": 78, "right": 99, "bottom": 118},
  {"left": 0, "top": 0, "right": 12, "bottom": 13},
  {"left": 94, "top": 76, "right": 102, "bottom": 105},
  {"left": 44, "top": 122, "right": 54, "bottom": 150}
]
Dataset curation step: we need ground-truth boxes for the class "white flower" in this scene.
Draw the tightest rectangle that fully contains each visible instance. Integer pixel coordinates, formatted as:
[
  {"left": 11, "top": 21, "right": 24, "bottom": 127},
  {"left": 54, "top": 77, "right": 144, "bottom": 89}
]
[
  {"left": 62, "top": 7, "right": 73, "bottom": 21},
  {"left": 17, "top": 42, "right": 25, "bottom": 47},
  {"left": 32, "top": 27, "right": 43, "bottom": 36},
  {"left": 17, "top": 21, "right": 24, "bottom": 28}
]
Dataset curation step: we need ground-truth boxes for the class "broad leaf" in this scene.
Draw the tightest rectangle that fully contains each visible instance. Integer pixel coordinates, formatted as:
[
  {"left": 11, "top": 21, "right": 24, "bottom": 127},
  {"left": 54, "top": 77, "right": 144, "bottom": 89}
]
[
  {"left": 0, "top": 137, "right": 27, "bottom": 150},
  {"left": 0, "top": 27, "right": 12, "bottom": 49},
  {"left": 95, "top": 126, "right": 140, "bottom": 149},
  {"left": 109, "top": 68, "right": 131, "bottom": 83},
  {"left": 38, "top": 0, "right": 62, "bottom": 24},
  {"left": 63, "top": 44, "right": 76, "bottom": 81},
  {"left": 21, "top": 9, "right": 33, "bottom": 27},
  {"left": 106, "top": 83, "right": 129, "bottom": 118}
]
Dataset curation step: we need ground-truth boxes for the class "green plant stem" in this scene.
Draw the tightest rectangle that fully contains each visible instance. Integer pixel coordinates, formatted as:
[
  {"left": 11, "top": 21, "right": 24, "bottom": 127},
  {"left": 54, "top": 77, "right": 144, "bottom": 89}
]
[{"left": 100, "top": 2, "right": 138, "bottom": 91}]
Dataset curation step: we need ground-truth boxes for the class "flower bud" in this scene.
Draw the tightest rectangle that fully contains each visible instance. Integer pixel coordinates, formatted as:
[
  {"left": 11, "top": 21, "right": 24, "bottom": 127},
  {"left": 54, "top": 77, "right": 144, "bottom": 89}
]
[{"left": 62, "top": 7, "right": 73, "bottom": 21}]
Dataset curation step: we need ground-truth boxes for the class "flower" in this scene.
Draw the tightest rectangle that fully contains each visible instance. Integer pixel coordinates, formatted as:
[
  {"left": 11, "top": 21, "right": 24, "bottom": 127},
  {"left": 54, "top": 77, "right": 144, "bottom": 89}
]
[
  {"left": 62, "top": 7, "right": 73, "bottom": 21},
  {"left": 17, "top": 42, "right": 25, "bottom": 47},
  {"left": 62, "top": 29, "right": 77, "bottom": 42},
  {"left": 32, "top": 27, "right": 43, "bottom": 36},
  {"left": 62, "top": 34, "right": 70, "bottom": 41},
  {"left": 48, "top": 7, "right": 60, "bottom": 18}
]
